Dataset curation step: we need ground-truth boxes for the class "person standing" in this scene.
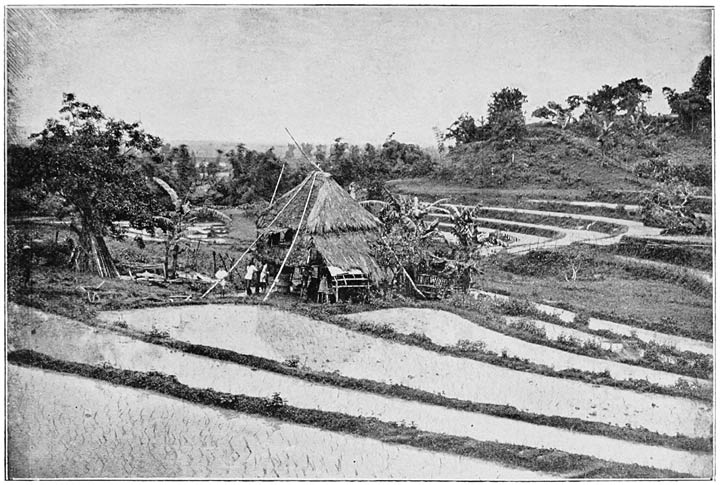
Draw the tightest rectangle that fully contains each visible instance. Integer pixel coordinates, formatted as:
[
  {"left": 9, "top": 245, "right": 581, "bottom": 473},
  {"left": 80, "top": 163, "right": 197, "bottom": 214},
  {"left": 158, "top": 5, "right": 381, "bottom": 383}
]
[
  {"left": 244, "top": 260, "right": 258, "bottom": 296},
  {"left": 317, "top": 271, "right": 330, "bottom": 303},
  {"left": 20, "top": 244, "right": 33, "bottom": 288},
  {"left": 258, "top": 263, "right": 269, "bottom": 293}
]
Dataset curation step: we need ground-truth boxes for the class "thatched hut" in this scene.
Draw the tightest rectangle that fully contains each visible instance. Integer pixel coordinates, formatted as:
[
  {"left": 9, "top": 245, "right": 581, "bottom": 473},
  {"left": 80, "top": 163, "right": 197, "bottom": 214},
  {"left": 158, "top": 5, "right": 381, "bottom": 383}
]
[{"left": 255, "top": 171, "right": 388, "bottom": 299}]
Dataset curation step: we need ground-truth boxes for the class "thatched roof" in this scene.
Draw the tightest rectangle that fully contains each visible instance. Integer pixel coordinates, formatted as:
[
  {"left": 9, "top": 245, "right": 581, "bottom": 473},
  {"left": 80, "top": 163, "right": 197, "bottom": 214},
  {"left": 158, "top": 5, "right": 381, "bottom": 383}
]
[
  {"left": 257, "top": 172, "right": 381, "bottom": 235},
  {"left": 255, "top": 172, "right": 388, "bottom": 280}
]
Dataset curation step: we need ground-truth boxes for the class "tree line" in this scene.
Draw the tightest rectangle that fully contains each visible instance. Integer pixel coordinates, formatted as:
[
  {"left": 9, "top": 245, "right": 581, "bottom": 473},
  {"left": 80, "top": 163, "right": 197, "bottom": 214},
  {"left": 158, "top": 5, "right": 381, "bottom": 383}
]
[{"left": 444, "top": 55, "right": 711, "bottom": 149}]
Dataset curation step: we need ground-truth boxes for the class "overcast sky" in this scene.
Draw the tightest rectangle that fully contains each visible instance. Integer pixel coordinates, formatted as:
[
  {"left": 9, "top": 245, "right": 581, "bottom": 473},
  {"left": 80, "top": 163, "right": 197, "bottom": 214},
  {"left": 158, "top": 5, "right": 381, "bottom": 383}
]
[{"left": 7, "top": 7, "right": 712, "bottom": 146}]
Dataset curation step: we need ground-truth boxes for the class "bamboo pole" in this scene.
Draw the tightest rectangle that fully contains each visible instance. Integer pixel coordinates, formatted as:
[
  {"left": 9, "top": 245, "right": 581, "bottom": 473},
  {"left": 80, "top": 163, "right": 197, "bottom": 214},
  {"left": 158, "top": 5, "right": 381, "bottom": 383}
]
[
  {"left": 200, "top": 173, "right": 315, "bottom": 298},
  {"left": 285, "top": 127, "right": 323, "bottom": 172},
  {"left": 269, "top": 161, "right": 286, "bottom": 206},
  {"left": 263, "top": 172, "right": 319, "bottom": 302}
]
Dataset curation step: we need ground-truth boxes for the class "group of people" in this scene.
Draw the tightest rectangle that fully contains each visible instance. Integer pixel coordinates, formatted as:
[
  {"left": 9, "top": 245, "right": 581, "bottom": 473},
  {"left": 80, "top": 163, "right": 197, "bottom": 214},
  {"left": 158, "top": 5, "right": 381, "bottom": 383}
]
[
  {"left": 243, "top": 259, "right": 269, "bottom": 296},
  {"left": 242, "top": 259, "right": 335, "bottom": 302},
  {"left": 297, "top": 265, "right": 333, "bottom": 303}
]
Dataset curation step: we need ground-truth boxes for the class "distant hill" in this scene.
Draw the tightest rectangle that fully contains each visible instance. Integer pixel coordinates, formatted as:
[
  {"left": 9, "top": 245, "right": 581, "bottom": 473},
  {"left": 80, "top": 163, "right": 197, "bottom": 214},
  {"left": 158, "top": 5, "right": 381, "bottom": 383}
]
[{"left": 435, "top": 124, "right": 711, "bottom": 193}]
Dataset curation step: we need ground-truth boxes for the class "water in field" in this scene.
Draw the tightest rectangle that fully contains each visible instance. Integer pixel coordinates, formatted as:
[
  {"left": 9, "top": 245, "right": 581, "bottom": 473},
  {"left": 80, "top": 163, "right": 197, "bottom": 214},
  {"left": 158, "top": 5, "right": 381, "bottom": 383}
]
[
  {"left": 10, "top": 304, "right": 712, "bottom": 475},
  {"left": 96, "top": 304, "right": 713, "bottom": 438},
  {"left": 345, "top": 308, "right": 710, "bottom": 389},
  {"left": 7, "top": 365, "right": 548, "bottom": 479}
]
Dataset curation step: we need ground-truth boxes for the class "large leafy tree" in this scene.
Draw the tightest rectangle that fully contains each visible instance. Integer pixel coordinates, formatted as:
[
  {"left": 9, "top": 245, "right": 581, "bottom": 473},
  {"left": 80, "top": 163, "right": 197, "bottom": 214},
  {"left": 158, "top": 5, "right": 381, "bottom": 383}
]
[
  {"left": 225, "top": 144, "right": 304, "bottom": 204},
  {"left": 663, "top": 55, "right": 712, "bottom": 134},
  {"left": 691, "top": 55, "right": 712, "bottom": 98},
  {"left": 487, "top": 87, "right": 528, "bottom": 142},
  {"left": 377, "top": 136, "right": 434, "bottom": 177},
  {"left": 584, "top": 84, "right": 618, "bottom": 118},
  {"left": 532, "top": 95, "right": 583, "bottom": 129},
  {"left": 28, "top": 93, "right": 163, "bottom": 277},
  {"left": 614, "top": 78, "right": 653, "bottom": 119},
  {"left": 444, "top": 113, "right": 487, "bottom": 145},
  {"left": 584, "top": 78, "right": 652, "bottom": 121}
]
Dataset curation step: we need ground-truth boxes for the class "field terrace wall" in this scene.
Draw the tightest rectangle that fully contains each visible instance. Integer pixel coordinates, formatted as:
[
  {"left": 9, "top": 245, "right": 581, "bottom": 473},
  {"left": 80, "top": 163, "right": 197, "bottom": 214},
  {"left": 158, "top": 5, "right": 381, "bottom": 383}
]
[{"left": 255, "top": 172, "right": 389, "bottom": 281}]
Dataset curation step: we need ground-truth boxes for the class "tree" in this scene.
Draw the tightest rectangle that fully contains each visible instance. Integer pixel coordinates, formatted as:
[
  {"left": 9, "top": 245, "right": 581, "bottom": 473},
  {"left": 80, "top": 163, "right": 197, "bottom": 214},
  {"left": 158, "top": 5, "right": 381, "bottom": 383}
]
[
  {"left": 614, "top": 78, "right": 652, "bottom": 119},
  {"left": 584, "top": 79, "right": 652, "bottom": 125},
  {"left": 28, "top": 93, "right": 163, "bottom": 277},
  {"left": 300, "top": 143, "right": 314, "bottom": 159},
  {"left": 664, "top": 56, "right": 712, "bottom": 134},
  {"left": 691, "top": 55, "right": 712, "bottom": 97},
  {"left": 173, "top": 144, "right": 198, "bottom": 195},
  {"left": 224, "top": 144, "right": 304, "bottom": 204},
  {"left": 444, "top": 113, "right": 486, "bottom": 145},
  {"left": 532, "top": 95, "right": 583, "bottom": 129},
  {"left": 378, "top": 137, "right": 434, "bottom": 177},
  {"left": 584, "top": 84, "right": 617, "bottom": 118},
  {"left": 487, "top": 87, "right": 527, "bottom": 142},
  {"left": 324, "top": 138, "right": 361, "bottom": 186},
  {"left": 314, "top": 144, "right": 327, "bottom": 164},
  {"left": 205, "top": 149, "right": 222, "bottom": 182}
]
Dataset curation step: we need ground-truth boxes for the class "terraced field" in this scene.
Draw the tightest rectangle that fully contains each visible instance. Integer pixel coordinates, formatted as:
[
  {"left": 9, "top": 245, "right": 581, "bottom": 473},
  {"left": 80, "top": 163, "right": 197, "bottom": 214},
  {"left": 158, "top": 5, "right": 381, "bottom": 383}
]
[
  {"left": 473, "top": 290, "right": 713, "bottom": 355},
  {"left": 97, "top": 304, "right": 712, "bottom": 438},
  {"left": 9, "top": 365, "right": 540, "bottom": 479},
  {"left": 8, "top": 304, "right": 712, "bottom": 477},
  {"left": 344, "top": 308, "right": 710, "bottom": 389}
]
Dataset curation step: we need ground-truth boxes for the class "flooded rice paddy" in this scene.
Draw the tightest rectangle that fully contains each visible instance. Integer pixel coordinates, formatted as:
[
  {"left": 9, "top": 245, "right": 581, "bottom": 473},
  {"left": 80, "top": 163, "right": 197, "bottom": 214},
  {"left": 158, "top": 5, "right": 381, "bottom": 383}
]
[
  {"left": 9, "top": 304, "right": 711, "bottom": 476},
  {"left": 344, "top": 308, "right": 710, "bottom": 389},
  {"left": 97, "top": 304, "right": 713, "bottom": 438},
  {"left": 8, "top": 365, "right": 545, "bottom": 479}
]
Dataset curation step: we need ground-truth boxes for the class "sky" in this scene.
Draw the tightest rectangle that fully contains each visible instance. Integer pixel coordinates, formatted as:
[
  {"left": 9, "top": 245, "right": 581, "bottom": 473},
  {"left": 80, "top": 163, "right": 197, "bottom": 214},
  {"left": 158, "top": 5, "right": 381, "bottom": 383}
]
[{"left": 6, "top": 6, "right": 713, "bottom": 147}]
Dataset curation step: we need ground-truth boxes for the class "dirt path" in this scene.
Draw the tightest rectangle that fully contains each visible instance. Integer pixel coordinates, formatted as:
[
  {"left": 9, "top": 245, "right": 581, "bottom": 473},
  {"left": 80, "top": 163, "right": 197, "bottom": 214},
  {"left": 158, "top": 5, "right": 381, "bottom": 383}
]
[
  {"left": 95, "top": 304, "right": 713, "bottom": 438},
  {"left": 344, "top": 308, "right": 710, "bottom": 390},
  {"left": 473, "top": 290, "right": 713, "bottom": 356},
  {"left": 9, "top": 366, "right": 541, "bottom": 479},
  {"left": 7, "top": 306, "right": 710, "bottom": 477}
]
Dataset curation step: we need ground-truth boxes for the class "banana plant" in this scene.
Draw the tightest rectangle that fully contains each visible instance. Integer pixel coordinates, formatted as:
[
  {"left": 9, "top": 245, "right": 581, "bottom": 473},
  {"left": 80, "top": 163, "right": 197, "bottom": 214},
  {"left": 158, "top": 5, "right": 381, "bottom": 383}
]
[{"left": 153, "top": 177, "right": 231, "bottom": 279}]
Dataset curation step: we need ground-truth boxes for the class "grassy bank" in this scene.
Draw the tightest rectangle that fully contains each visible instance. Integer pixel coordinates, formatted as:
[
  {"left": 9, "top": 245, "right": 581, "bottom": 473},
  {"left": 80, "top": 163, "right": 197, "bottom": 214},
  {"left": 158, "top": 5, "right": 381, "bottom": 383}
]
[
  {"left": 521, "top": 200, "right": 640, "bottom": 220},
  {"left": 438, "top": 295, "right": 712, "bottom": 380},
  {"left": 285, "top": 305, "right": 711, "bottom": 402},
  {"left": 6, "top": 349, "right": 692, "bottom": 479},
  {"left": 472, "top": 208, "right": 627, "bottom": 235},
  {"left": 479, "top": 248, "right": 713, "bottom": 341},
  {"left": 600, "top": 236, "right": 712, "bottom": 273}
]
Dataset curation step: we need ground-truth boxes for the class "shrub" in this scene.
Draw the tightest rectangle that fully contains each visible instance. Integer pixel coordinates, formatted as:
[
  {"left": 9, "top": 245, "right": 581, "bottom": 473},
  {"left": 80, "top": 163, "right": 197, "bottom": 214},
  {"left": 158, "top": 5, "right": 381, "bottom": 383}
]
[
  {"left": 284, "top": 356, "right": 300, "bottom": 368},
  {"left": 265, "top": 392, "right": 286, "bottom": 411},
  {"left": 498, "top": 298, "right": 536, "bottom": 316},
  {"left": 455, "top": 339, "right": 488, "bottom": 354}
]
